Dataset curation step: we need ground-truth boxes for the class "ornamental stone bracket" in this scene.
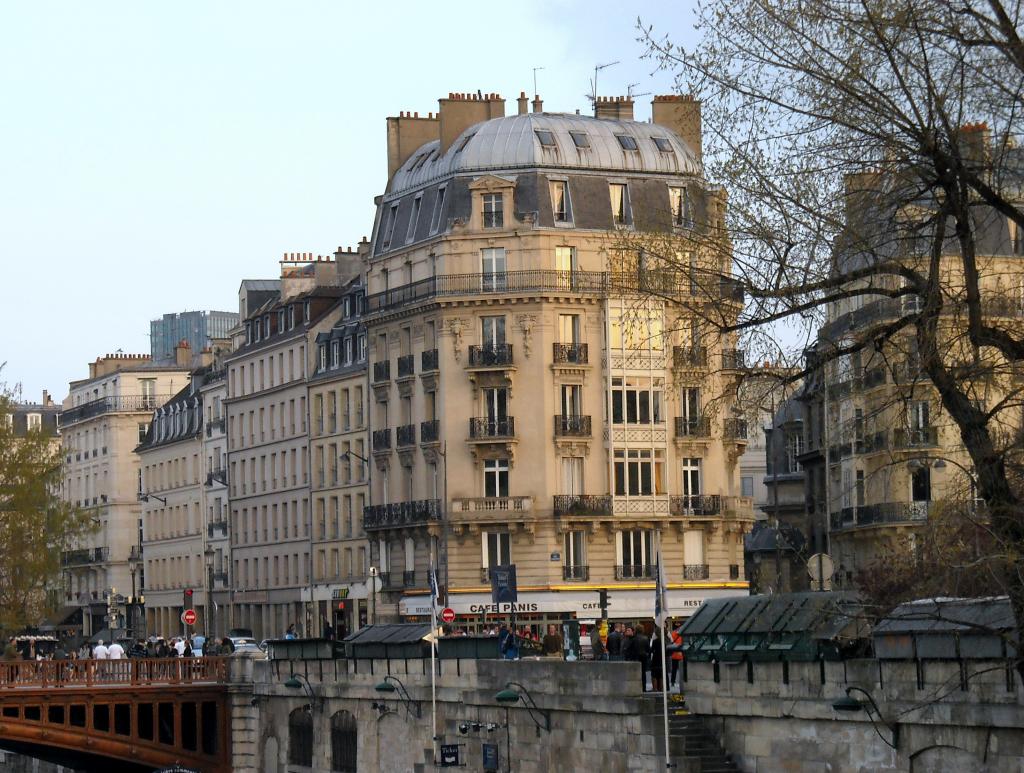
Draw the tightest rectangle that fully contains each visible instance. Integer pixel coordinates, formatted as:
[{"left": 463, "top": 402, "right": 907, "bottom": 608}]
[
  {"left": 397, "top": 448, "right": 416, "bottom": 468},
  {"left": 420, "top": 444, "right": 443, "bottom": 465},
  {"left": 553, "top": 438, "right": 591, "bottom": 457},
  {"left": 516, "top": 314, "right": 538, "bottom": 359},
  {"left": 447, "top": 317, "right": 467, "bottom": 363}
]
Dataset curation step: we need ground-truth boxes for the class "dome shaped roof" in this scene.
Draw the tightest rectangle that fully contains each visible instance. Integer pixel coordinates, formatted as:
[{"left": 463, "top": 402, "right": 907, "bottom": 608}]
[{"left": 387, "top": 112, "right": 702, "bottom": 198}]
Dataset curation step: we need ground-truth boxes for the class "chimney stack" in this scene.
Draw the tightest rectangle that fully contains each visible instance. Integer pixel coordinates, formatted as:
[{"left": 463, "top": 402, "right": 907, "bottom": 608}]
[
  {"left": 175, "top": 339, "right": 192, "bottom": 368},
  {"left": 517, "top": 91, "right": 529, "bottom": 115},
  {"left": 651, "top": 95, "right": 702, "bottom": 161},
  {"left": 531, "top": 94, "right": 543, "bottom": 113},
  {"left": 438, "top": 92, "right": 506, "bottom": 154},
  {"left": 386, "top": 111, "right": 441, "bottom": 179},
  {"left": 594, "top": 96, "right": 634, "bottom": 121}
]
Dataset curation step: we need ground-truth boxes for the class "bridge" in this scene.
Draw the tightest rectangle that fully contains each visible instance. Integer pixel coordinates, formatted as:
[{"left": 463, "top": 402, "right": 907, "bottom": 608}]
[{"left": 0, "top": 657, "right": 232, "bottom": 772}]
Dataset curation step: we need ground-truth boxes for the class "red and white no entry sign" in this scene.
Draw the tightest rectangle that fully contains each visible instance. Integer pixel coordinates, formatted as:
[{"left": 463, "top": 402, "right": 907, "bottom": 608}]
[
  {"left": 181, "top": 609, "right": 198, "bottom": 626},
  {"left": 440, "top": 607, "right": 456, "bottom": 624}
]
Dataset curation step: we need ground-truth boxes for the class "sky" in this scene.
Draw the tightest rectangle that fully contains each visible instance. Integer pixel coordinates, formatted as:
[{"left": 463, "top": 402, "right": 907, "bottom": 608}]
[{"left": 0, "top": 1, "right": 699, "bottom": 403}]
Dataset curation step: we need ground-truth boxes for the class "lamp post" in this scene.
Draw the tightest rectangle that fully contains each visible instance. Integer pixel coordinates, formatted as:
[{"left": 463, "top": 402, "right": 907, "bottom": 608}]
[
  {"left": 127, "top": 546, "right": 141, "bottom": 638},
  {"left": 204, "top": 545, "right": 215, "bottom": 642},
  {"left": 495, "top": 681, "right": 551, "bottom": 773},
  {"left": 284, "top": 673, "right": 321, "bottom": 712},
  {"left": 832, "top": 686, "right": 899, "bottom": 749},
  {"left": 368, "top": 566, "right": 379, "bottom": 625}
]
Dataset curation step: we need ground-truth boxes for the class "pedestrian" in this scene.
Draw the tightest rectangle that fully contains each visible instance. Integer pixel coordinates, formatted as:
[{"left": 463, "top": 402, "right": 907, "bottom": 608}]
[
  {"left": 220, "top": 637, "right": 235, "bottom": 654},
  {"left": 541, "top": 624, "right": 563, "bottom": 658},
  {"left": 590, "top": 624, "right": 606, "bottom": 661},
  {"left": 649, "top": 627, "right": 664, "bottom": 692},
  {"left": 173, "top": 637, "right": 186, "bottom": 657},
  {"left": 634, "top": 625, "right": 650, "bottom": 692},
  {"left": 92, "top": 640, "right": 109, "bottom": 660},
  {"left": 607, "top": 622, "right": 624, "bottom": 661},
  {"left": 107, "top": 640, "right": 125, "bottom": 660},
  {"left": 182, "top": 639, "right": 193, "bottom": 658},
  {"left": 285, "top": 624, "right": 297, "bottom": 640},
  {"left": 498, "top": 624, "right": 518, "bottom": 660},
  {"left": 322, "top": 619, "right": 335, "bottom": 641},
  {"left": 670, "top": 622, "right": 684, "bottom": 688}
]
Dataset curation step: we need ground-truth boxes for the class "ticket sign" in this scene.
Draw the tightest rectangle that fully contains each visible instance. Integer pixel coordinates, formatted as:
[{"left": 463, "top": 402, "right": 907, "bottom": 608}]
[{"left": 439, "top": 744, "right": 461, "bottom": 766}]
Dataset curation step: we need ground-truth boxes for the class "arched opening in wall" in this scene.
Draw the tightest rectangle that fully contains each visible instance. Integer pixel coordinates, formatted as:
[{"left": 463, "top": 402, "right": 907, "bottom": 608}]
[
  {"left": 331, "top": 710, "right": 358, "bottom": 772},
  {"left": 263, "top": 735, "right": 280, "bottom": 773},
  {"left": 910, "top": 745, "right": 988, "bottom": 772},
  {"left": 288, "top": 707, "right": 314, "bottom": 769}
]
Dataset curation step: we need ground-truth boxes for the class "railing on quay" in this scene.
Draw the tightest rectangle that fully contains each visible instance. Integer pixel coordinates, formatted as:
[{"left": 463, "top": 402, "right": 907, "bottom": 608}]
[{"left": 0, "top": 657, "right": 229, "bottom": 689}]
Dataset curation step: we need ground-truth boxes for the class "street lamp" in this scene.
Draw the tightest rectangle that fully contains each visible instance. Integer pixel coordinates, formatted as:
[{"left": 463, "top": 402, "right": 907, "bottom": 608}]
[
  {"left": 284, "top": 673, "right": 321, "bottom": 711},
  {"left": 374, "top": 675, "right": 421, "bottom": 719},
  {"left": 368, "top": 566, "right": 379, "bottom": 625},
  {"left": 494, "top": 682, "right": 550, "bottom": 732},
  {"left": 127, "top": 546, "right": 142, "bottom": 637},
  {"left": 204, "top": 545, "right": 215, "bottom": 641},
  {"left": 832, "top": 686, "right": 899, "bottom": 749}
]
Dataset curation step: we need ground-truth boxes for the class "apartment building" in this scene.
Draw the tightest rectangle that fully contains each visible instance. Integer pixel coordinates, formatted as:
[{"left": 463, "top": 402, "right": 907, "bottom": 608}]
[
  {"left": 200, "top": 362, "right": 230, "bottom": 639},
  {"left": 799, "top": 156, "right": 1024, "bottom": 585},
  {"left": 61, "top": 353, "right": 191, "bottom": 638},
  {"left": 225, "top": 253, "right": 359, "bottom": 640},
  {"left": 308, "top": 271, "right": 370, "bottom": 637},
  {"left": 362, "top": 91, "right": 754, "bottom": 627}
]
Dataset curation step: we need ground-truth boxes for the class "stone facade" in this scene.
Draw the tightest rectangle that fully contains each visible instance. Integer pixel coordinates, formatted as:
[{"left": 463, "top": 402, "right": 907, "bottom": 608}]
[{"left": 683, "top": 657, "right": 1024, "bottom": 772}]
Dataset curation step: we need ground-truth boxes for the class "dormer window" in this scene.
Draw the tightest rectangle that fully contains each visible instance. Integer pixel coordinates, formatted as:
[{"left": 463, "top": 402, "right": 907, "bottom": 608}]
[
  {"left": 331, "top": 340, "right": 340, "bottom": 368},
  {"left": 277, "top": 309, "right": 285, "bottom": 331},
  {"left": 382, "top": 203, "right": 399, "bottom": 249},
  {"left": 288, "top": 305, "right": 295, "bottom": 330},
  {"left": 430, "top": 186, "right": 447, "bottom": 234},
  {"left": 609, "top": 183, "right": 631, "bottom": 225},
  {"left": 535, "top": 130, "right": 556, "bottom": 147},
  {"left": 570, "top": 131, "right": 590, "bottom": 149},
  {"left": 670, "top": 187, "right": 692, "bottom": 227},
  {"left": 358, "top": 334, "right": 367, "bottom": 361},
  {"left": 318, "top": 344, "right": 327, "bottom": 372},
  {"left": 304, "top": 301, "right": 311, "bottom": 323},
  {"left": 652, "top": 137, "right": 674, "bottom": 153},
  {"left": 344, "top": 297, "right": 352, "bottom": 318},
  {"left": 406, "top": 194, "right": 422, "bottom": 244},
  {"left": 245, "top": 323, "right": 252, "bottom": 345},
  {"left": 483, "top": 194, "right": 504, "bottom": 229},
  {"left": 254, "top": 321, "right": 261, "bottom": 343},
  {"left": 550, "top": 180, "right": 571, "bottom": 224},
  {"left": 345, "top": 338, "right": 354, "bottom": 364},
  {"left": 454, "top": 132, "right": 476, "bottom": 154},
  {"left": 616, "top": 135, "right": 639, "bottom": 151},
  {"left": 263, "top": 316, "right": 271, "bottom": 338}
]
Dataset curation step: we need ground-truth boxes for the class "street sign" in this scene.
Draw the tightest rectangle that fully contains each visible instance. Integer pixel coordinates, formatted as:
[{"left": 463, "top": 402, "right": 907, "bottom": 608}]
[
  {"left": 489, "top": 564, "right": 518, "bottom": 604},
  {"left": 439, "top": 744, "right": 461, "bottom": 767},
  {"left": 482, "top": 742, "right": 499, "bottom": 771},
  {"left": 181, "top": 609, "right": 198, "bottom": 626},
  {"left": 440, "top": 607, "right": 457, "bottom": 624}
]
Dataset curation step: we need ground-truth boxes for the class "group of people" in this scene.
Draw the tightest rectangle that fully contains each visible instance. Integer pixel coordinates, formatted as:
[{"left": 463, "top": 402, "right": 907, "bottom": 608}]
[{"left": 599, "top": 621, "right": 685, "bottom": 692}]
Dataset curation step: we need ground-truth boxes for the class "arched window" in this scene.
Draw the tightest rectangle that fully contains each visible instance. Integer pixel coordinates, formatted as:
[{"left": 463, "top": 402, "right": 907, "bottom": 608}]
[
  {"left": 288, "top": 708, "right": 313, "bottom": 768},
  {"left": 330, "top": 710, "right": 357, "bottom": 772}
]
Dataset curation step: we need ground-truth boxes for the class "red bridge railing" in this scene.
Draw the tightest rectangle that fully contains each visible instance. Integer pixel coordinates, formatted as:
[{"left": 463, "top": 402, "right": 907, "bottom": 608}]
[{"left": 0, "top": 657, "right": 229, "bottom": 689}]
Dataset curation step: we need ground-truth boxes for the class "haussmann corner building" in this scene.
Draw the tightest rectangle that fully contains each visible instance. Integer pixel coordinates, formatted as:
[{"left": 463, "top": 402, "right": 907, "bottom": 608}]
[{"left": 361, "top": 90, "right": 755, "bottom": 628}]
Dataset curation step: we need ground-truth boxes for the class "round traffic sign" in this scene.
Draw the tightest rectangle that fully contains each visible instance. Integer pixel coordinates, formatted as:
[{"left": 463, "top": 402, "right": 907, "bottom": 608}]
[
  {"left": 181, "top": 609, "right": 198, "bottom": 626},
  {"left": 440, "top": 607, "right": 456, "bottom": 624}
]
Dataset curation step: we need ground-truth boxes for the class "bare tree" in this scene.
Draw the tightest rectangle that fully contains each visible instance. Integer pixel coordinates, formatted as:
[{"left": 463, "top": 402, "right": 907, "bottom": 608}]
[{"left": 631, "top": 0, "right": 1024, "bottom": 670}]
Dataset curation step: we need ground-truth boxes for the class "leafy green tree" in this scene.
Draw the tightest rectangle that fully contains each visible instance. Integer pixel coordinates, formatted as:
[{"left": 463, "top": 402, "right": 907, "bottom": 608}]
[{"left": 0, "top": 380, "right": 93, "bottom": 633}]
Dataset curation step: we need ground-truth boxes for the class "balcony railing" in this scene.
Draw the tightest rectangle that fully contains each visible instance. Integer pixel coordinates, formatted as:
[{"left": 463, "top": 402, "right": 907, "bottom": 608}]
[
  {"left": 213, "top": 570, "right": 230, "bottom": 586},
  {"left": 61, "top": 547, "right": 108, "bottom": 566},
  {"left": 554, "top": 414, "right": 591, "bottom": 437},
  {"left": 670, "top": 495, "right": 721, "bottom": 516},
  {"left": 553, "top": 495, "right": 613, "bottom": 517},
  {"left": 205, "top": 416, "right": 226, "bottom": 436},
  {"left": 468, "top": 344, "right": 513, "bottom": 368},
  {"left": 372, "top": 361, "right": 391, "bottom": 383},
  {"left": 674, "top": 417, "right": 710, "bottom": 438},
  {"left": 615, "top": 564, "right": 655, "bottom": 580},
  {"left": 403, "top": 570, "right": 417, "bottom": 587},
  {"left": 563, "top": 565, "right": 590, "bottom": 581},
  {"left": 396, "top": 424, "right": 417, "bottom": 447},
  {"left": 469, "top": 417, "right": 515, "bottom": 439},
  {"left": 673, "top": 346, "right": 708, "bottom": 368},
  {"left": 363, "top": 269, "right": 745, "bottom": 315},
  {"left": 372, "top": 428, "right": 392, "bottom": 452},
  {"left": 421, "top": 348, "right": 439, "bottom": 372},
  {"left": 893, "top": 426, "right": 939, "bottom": 448},
  {"left": 363, "top": 499, "right": 441, "bottom": 530},
  {"left": 553, "top": 343, "right": 588, "bottom": 364},
  {"left": 682, "top": 564, "right": 710, "bottom": 580},
  {"left": 397, "top": 354, "right": 415, "bottom": 378},
  {"left": 721, "top": 350, "right": 746, "bottom": 369},
  {"left": 830, "top": 501, "right": 931, "bottom": 530},
  {"left": 451, "top": 496, "right": 533, "bottom": 514},
  {"left": 724, "top": 418, "right": 748, "bottom": 440},
  {"left": 863, "top": 367, "right": 888, "bottom": 389},
  {"left": 420, "top": 419, "right": 440, "bottom": 444},
  {"left": 207, "top": 521, "right": 229, "bottom": 538},
  {"left": 60, "top": 395, "right": 170, "bottom": 426}
]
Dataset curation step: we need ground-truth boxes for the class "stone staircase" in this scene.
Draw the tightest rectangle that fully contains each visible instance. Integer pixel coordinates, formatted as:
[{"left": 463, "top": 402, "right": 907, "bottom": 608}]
[{"left": 644, "top": 695, "right": 739, "bottom": 773}]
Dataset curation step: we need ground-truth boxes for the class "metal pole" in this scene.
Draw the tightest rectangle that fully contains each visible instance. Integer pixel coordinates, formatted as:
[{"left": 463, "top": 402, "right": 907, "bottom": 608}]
[
  {"left": 430, "top": 555, "right": 439, "bottom": 766},
  {"left": 442, "top": 442, "right": 449, "bottom": 607}
]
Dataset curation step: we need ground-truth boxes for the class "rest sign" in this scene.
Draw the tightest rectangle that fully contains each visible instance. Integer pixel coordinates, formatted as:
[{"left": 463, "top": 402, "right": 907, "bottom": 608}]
[
  {"left": 181, "top": 609, "right": 198, "bottom": 626},
  {"left": 440, "top": 607, "right": 457, "bottom": 624}
]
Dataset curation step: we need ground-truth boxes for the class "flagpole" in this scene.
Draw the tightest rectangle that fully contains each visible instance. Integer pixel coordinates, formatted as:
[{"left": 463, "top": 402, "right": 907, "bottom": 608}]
[
  {"left": 660, "top": 617, "right": 670, "bottom": 768},
  {"left": 656, "top": 534, "right": 671, "bottom": 769},
  {"left": 429, "top": 564, "right": 439, "bottom": 766}
]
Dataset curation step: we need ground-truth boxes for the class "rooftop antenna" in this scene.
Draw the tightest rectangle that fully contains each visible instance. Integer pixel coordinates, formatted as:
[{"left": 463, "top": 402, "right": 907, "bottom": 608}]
[
  {"left": 588, "top": 61, "right": 620, "bottom": 104},
  {"left": 532, "top": 66, "right": 545, "bottom": 96},
  {"left": 627, "top": 83, "right": 651, "bottom": 99}
]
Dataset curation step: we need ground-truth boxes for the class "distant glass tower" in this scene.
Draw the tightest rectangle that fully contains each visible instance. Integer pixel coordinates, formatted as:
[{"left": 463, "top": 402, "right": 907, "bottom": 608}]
[{"left": 150, "top": 310, "right": 239, "bottom": 362}]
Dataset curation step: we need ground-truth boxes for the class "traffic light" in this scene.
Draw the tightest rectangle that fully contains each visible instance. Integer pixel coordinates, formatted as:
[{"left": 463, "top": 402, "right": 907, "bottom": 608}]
[
  {"left": 183, "top": 588, "right": 194, "bottom": 610},
  {"left": 598, "top": 589, "right": 610, "bottom": 618},
  {"left": 337, "top": 601, "right": 346, "bottom": 611}
]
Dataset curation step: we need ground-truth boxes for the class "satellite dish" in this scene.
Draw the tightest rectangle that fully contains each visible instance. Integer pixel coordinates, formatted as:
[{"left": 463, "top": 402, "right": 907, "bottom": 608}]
[{"left": 807, "top": 553, "right": 835, "bottom": 590}]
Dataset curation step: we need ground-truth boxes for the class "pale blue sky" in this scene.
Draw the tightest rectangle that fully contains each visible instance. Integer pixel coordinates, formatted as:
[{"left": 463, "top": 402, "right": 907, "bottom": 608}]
[{"left": 0, "top": 2, "right": 697, "bottom": 402}]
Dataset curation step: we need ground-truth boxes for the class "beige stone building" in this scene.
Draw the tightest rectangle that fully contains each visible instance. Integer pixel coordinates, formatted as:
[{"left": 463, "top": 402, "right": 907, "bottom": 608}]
[
  {"left": 362, "top": 91, "right": 754, "bottom": 627},
  {"left": 60, "top": 353, "right": 191, "bottom": 638},
  {"left": 307, "top": 270, "right": 370, "bottom": 637},
  {"left": 224, "top": 253, "right": 359, "bottom": 640},
  {"left": 200, "top": 361, "right": 231, "bottom": 639}
]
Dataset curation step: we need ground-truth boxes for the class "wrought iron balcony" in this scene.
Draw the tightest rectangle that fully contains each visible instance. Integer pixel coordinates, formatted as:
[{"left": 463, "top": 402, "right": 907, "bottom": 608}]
[
  {"left": 207, "top": 520, "right": 229, "bottom": 538},
  {"left": 60, "top": 394, "right": 170, "bottom": 426},
  {"left": 469, "top": 417, "right": 515, "bottom": 439},
  {"left": 421, "top": 348, "right": 439, "bottom": 372},
  {"left": 372, "top": 428, "right": 392, "bottom": 452},
  {"left": 403, "top": 570, "right": 417, "bottom": 587},
  {"left": 562, "top": 565, "right": 590, "bottom": 581},
  {"left": 615, "top": 564, "right": 655, "bottom": 580},
  {"left": 724, "top": 418, "right": 748, "bottom": 440},
  {"left": 397, "top": 354, "right": 415, "bottom": 379},
  {"left": 721, "top": 350, "right": 746, "bottom": 369},
  {"left": 372, "top": 360, "right": 391, "bottom": 383},
  {"left": 553, "top": 495, "right": 613, "bottom": 517},
  {"left": 863, "top": 367, "right": 888, "bottom": 389},
  {"left": 212, "top": 570, "right": 230, "bottom": 587},
  {"left": 893, "top": 426, "right": 939, "bottom": 448},
  {"left": 554, "top": 414, "right": 591, "bottom": 437},
  {"left": 682, "top": 564, "right": 710, "bottom": 580},
  {"left": 673, "top": 346, "right": 708, "bottom": 368},
  {"left": 670, "top": 495, "right": 721, "bottom": 516},
  {"left": 61, "top": 547, "right": 108, "bottom": 566},
  {"left": 205, "top": 416, "right": 226, "bottom": 436},
  {"left": 362, "top": 499, "right": 441, "bottom": 530},
  {"left": 674, "top": 417, "right": 711, "bottom": 438},
  {"left": 396, "top": 424, "right": 417, "bottom": 447},
  {"left": 553, "top": 343, "right": 588, "bottom": 364},
  {"left": 830, "top": 501, "right": 931, "bottom": 530},
  {"left": 420, "top": 419, "right": 440, "bottom": 444},
  {"left": 468, "top": 344, "right": 513, "bottom": 368}
]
